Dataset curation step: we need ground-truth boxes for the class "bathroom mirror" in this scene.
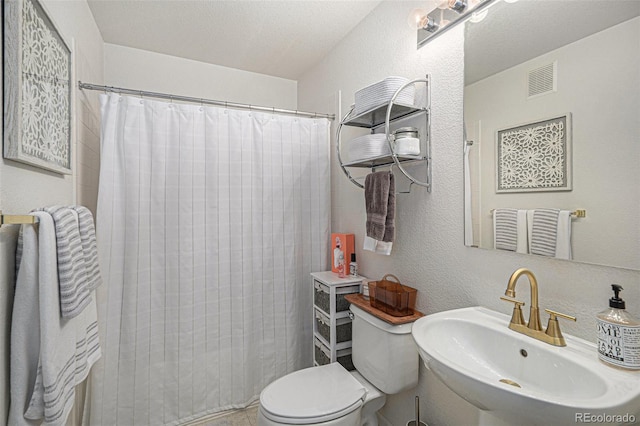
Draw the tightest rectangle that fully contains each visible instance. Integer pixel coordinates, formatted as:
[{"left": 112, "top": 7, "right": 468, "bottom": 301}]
[{"left": 463, "top": 0, "right": 640, "bottom": 270}]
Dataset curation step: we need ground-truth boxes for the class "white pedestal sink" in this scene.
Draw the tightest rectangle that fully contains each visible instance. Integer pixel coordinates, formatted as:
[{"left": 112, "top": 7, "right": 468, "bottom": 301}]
[{"left": 411, "top": 307, "right": 640, "bottom": 426}]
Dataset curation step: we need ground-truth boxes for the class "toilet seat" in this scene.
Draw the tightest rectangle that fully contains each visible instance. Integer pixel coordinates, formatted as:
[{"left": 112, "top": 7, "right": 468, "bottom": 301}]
[{"left": 260, "top": 363, "right": 366, "bottom": 425}]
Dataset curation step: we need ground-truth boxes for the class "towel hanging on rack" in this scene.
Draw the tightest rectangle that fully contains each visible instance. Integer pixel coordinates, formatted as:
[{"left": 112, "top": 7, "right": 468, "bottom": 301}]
[
  {"left": 10, "top": 211, "right": 101, "bottom": 426},
  {"left": 364, "top": 171, "right": 395, "bottom": 255},
  {"left": 527, "top": 209, "right": 572, "bottom": 259}
]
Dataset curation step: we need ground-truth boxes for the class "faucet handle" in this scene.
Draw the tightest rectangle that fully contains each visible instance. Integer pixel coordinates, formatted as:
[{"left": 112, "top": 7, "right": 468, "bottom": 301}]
[
  {"left": 500, "top": 296, "right": 524, "bottom": 306},
  {"left": 500, "top": 296, "right": 526, "bottom": 326},
  {"left": 544, "top": 309, "right": 577, "bottom": 346},
  {"left": 545, "top": 309, "right": 576, "bottom": 322}
]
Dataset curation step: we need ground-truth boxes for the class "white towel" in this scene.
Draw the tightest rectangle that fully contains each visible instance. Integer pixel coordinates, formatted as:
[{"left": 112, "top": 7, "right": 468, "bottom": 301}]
[
  {"left": 10, "top": 212, "right": 101, "bottom": 426},
  {"left": 363, "top": 236, "right": 393, "bottom": 255},
  {"left": 493, "top": 209, "right": 528, "bottom": 254},
  {"left": 555, "top": 210, "right": 572, "bottom": 260},
  {"left": 527, "top": 209, "right": 572, "bottom": 259},
  {"left": 9, "top": 219, "right": 41, "bottom": 426}
]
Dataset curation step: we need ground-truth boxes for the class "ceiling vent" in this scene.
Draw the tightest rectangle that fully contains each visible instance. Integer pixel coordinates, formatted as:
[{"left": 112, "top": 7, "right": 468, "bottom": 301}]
[{"left": 527, "top": 62, "right": 556, "bottom": 98}]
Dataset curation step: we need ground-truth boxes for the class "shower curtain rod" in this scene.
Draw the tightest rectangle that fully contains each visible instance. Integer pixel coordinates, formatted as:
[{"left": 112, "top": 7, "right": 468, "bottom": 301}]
[{"left": 77, "top": 81, "right": 335, "bottom": 121}]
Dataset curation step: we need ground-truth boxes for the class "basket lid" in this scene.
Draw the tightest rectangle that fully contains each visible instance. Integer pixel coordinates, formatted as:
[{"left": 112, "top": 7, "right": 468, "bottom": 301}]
[{"left": 259, "top": 363, "right": 365, "bottom": 424}]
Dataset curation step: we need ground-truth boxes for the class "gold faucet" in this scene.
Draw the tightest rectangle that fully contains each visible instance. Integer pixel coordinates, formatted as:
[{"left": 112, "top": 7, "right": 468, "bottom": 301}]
[{"left": 500, "top": 268, "right": 576, "bottom": 346}]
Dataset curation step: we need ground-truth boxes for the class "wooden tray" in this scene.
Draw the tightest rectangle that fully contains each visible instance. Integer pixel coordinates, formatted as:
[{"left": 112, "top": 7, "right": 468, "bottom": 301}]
[{"left": 345, "top": 293, "right": 424, "bottom": 325}]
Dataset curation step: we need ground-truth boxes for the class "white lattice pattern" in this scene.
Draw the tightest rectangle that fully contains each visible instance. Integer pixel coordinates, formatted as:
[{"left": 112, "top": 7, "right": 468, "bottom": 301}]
[
  {"left": 497, "top": 117, "right": 568, "bottom": 192},
  {"left": 20, "top": 0, "right": 70, "bottom": 169}
]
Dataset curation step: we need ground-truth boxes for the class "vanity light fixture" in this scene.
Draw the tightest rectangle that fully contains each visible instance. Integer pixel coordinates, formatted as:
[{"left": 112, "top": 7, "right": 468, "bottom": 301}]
[{"left": 416, "top": 0, "right": 495, "bottom": 48}]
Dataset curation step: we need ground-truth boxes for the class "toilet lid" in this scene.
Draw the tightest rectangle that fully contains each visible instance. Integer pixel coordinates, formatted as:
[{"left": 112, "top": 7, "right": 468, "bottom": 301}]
[{"left": 260, "top": 363, "right": 366, "bottom": 424}]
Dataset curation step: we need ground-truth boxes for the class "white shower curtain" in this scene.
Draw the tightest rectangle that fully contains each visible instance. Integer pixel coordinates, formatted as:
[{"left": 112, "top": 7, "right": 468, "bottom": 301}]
[{"left": 89, "top": 93, "right": 330, "bottom": 425}]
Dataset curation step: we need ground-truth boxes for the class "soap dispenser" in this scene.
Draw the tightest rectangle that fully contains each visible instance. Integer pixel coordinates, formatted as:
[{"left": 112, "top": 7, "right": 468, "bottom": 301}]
[{"left": 596, "top": 284, "right": 640, "bottom": 370}]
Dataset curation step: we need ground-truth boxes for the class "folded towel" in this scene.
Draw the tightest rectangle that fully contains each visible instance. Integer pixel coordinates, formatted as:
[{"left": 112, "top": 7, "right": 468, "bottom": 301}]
[
  {"left": 42, "top": 206, "right": 92, "bottom": 319},
  {"left": 10, "top": 212, "right": 101, "bottom": 426},
  {"left": 365, "top": 171, "right": 395, "bottom": 242},
  {"left": 493, "top": 209, "right": 528, "bottom": 253},
  {"left": 527, "top": 209, "right": 571, "bottom": 259},
  {"left": 529, "top": 209, "right": 559, "bottom": 257}
]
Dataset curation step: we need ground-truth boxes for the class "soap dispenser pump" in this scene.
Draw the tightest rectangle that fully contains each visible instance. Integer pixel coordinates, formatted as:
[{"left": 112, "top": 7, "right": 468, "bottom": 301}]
[{"left": 596, "top": 284, "right": 640, "bottom": 370}]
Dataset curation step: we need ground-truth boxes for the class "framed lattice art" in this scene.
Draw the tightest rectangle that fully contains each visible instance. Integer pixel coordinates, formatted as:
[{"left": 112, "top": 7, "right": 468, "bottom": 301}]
[
  {"left": 496, "top": 114, "right": 572, "bottom": 193},
  {"left": 4, "top": 0, "right": 73, "bottom": 174}
]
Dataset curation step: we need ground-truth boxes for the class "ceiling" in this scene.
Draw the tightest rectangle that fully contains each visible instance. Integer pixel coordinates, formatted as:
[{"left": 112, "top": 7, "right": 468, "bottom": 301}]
[
  {"left": 87, "top": 0, "right": 382, "bottom": 80},
  {"left": 464, "top": 0, "right": 640, "bottom": 85}
]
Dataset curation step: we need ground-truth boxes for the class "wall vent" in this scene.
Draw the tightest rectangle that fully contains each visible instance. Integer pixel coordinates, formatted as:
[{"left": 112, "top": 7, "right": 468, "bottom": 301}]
[{"left": 528, "top": 62, "right": 556, "bottom": 98}]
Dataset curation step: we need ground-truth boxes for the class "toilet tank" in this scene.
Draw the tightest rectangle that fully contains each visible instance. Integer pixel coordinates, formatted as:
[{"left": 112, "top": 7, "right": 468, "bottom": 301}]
[{"left": 350, "top": 305, "right": 419, "bottom": 394}]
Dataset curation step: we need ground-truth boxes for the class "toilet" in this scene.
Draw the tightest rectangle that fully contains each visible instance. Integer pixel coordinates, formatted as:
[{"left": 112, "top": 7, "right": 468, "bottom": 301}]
[{"left": 258, "top": 305, "right": 419, "bottom": 426}]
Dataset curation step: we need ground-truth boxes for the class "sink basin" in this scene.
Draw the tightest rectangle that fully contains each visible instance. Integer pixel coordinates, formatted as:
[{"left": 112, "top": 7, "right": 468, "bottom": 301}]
[{"left": 412, "top": 307, "right": 640, "bottom": 426}]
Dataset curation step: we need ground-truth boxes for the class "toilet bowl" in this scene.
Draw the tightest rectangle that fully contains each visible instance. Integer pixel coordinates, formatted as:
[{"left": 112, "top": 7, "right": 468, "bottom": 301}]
[{"left": 258, "top": 305, "right": 418, "bottom": 426}]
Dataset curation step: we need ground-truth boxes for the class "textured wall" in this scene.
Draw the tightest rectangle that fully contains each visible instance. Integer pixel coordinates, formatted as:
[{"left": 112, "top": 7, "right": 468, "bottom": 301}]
[{"left": 297, "top": 2, "right": 640, "bottom": 425}]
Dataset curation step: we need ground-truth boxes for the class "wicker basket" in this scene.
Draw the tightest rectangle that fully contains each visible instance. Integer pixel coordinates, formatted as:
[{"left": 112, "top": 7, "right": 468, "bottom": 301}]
[{"left": 369, "top": 274, "right": 417, "bottom": 317}]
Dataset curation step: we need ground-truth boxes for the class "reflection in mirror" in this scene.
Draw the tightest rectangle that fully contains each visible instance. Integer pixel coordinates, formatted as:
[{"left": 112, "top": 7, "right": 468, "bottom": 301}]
[{"left": 463, "top": 0, "right": 640, "bottom": 270}]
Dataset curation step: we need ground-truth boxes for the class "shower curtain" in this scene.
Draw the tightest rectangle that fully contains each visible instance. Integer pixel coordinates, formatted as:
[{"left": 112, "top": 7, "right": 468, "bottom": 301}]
[{"left": 88, "top": 93, "right": 330, "bottom": 425}]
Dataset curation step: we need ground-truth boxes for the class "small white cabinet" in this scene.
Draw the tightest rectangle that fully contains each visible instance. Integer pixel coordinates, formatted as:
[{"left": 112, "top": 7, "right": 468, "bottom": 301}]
[{"left": 311, "top": 271, "right": 366, "bottom": 370}]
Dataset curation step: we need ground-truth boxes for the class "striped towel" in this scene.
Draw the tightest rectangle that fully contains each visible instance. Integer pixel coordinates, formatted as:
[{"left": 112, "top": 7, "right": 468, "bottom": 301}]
[
  {"left": 494, "top": 209, "right": 518, "bottom": 251},
  {"left": 10, "top": 211, "right": 101, "bottom": 426},
  {"left": 493, "top": 209, "right": 528, "bottom": 253},
  {"left": 529, "top": 209, "right": 560, "bottom": 257},
  {"left": 43, "top": 206, "right": 92, "bottom": 319},
  {"left": 16, "top": 206, "right": 103, "bottom": 318},
  {"left": 70, "top": 206, "right": 102, "bottom": 293}
]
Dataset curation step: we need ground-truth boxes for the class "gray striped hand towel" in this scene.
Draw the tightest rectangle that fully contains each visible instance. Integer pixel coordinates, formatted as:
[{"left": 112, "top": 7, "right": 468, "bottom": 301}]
[
  {"left": 70, "top": 206, "right": 102, "bottom": 292},
  {"left": 529, "top": 209, "right": 560, "bottom": 257},
  {"left": 493, "top": 209, "right": 528, "bottom": 253},
  {"left": 43, "top": 206, "right": 92, "bottom": 319},
  {"left": 493, "top": 209, "right": 518, "bottom": 251}
]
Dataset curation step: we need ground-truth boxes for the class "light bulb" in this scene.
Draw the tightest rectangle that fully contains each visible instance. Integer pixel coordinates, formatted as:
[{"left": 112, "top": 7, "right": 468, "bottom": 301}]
[
  {"left": 422, "top": 15, "right": 440, "bottom": 33},
  {"left": 437, "top": 0, "right": 450, "bottom": 10},
  {"left": 407, "top": 8, "right": 429, "bottom": 30},
  {"left": 448, "top": 0, "right": 467, "bottom": 13}
]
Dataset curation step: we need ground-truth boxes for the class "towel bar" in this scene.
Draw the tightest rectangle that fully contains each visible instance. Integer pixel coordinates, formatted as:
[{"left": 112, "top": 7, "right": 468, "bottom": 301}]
[
  {"left": 0, "top": 211, "right": 39, "bottom": 227},
  {"left": 489, "top": 209, "right": 586, "bottom": 218}
]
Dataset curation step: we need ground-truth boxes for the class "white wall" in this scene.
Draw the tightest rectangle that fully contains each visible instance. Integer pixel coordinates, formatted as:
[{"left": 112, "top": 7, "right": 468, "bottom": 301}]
[
  {"left": 0, "top": 0, "right": 104, "bottom": 422},
  {"left": 297, "top": 2, "right": 640, "bottom": 425},
  {"left": 465, "top": 18, "right": 640, "bottom": 269},
  {"left": 104, "top": 44, "right": 298, "bottom": 110}
]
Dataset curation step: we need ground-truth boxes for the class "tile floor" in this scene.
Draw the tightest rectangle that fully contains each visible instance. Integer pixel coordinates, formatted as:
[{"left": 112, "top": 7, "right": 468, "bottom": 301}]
[{"left": 198, "top": 405, "right": 259, "bottom": 426}]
